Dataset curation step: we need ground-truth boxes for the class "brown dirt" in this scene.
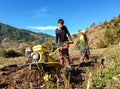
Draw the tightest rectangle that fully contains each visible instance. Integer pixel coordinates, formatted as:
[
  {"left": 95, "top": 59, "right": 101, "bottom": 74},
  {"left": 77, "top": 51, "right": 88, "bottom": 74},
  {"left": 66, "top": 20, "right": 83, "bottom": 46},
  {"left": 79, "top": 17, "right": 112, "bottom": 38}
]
[
  {"left": 0, "top": 60, "right": 99, "bottom": 89},
  {"left": 0, "top": 64, "right": 45, "bottom": 89},
  {"left": 0, "top": 57, "right": 28, "bottom": 68},
  {"left": 0, "top": 48, "right": 105, "bottom": 89}
]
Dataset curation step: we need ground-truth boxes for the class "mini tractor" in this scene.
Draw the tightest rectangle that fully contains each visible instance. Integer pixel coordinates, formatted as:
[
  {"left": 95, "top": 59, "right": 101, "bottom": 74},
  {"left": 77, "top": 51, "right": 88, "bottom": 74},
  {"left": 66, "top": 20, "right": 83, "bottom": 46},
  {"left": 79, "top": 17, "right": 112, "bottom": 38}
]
[{"left": 25, "top": 42, "right": 71, "bottom": 82}]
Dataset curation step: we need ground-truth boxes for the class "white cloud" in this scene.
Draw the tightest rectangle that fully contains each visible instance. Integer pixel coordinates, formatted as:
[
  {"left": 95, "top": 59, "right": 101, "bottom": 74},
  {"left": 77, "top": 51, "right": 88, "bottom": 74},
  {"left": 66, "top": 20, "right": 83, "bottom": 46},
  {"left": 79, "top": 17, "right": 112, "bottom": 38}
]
[
  {"left": 35, "top": 7, "right": 49, "bottom": 17},
  {"left": 27, "top": 26, "right": 57, "bottom": 31}
]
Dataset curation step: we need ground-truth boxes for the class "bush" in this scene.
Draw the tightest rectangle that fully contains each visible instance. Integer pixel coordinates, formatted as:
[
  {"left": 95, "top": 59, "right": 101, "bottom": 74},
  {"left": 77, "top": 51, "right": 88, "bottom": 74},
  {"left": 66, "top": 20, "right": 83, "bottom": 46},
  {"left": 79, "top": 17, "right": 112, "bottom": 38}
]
[
  {"left": 115, "top": 28, "right": 120, "bottom": 44},
  {"left": 4, "top": 49, "right": 21, "bottom": 58},
  {"left": 72, "top": 34, "right": 78, "bottom": 38},
  {"left": 0, "top": 48, "right": 6, "bottom": 57},
  {"left": 104, "top": 29, "right": 115, "bottom": 45},
  {"left": 96, "top": 39, "right": 107, "bottom": 48},
  {"left": 20, "top": 47, "right": 26, "bottom": 56},
  {"left": 104, "top": 26, "right": 120, "bottom": 45}
]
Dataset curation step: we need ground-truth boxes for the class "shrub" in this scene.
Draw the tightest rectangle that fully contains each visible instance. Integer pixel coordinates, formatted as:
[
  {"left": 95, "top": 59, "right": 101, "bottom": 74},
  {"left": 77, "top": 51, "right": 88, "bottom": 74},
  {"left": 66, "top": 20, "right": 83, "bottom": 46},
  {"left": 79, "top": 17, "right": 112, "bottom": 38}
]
[
  {"left": 0, "top": 48, "right": 6, "bottom": 57},
  {"left": 104, "top": 26, "right": 120, "bottom": 45},
  {"left": 96, "top": 39, "right": 107, "bottom": 48},
  {"left": 115, "top": 28, "right": 120, "bottom": 44},
  {"left": 72, "top": 34, "right": 78, "bottom": 38},
  {"left": 20, "top": 47, "right": 26, "bottom": 56},
  {"left": 4, "top": 49, "right": 21, "bottom": 58},
  {"left": 104, "top": 29, "right": 115, "bottom": 45}
]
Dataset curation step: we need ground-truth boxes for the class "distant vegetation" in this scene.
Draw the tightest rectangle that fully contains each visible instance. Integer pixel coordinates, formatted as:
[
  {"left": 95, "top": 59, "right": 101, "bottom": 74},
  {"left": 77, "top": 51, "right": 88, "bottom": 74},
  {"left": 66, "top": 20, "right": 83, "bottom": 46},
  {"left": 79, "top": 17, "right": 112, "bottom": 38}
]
[
  {"left": 0, "top": 48, "right": 22, "bottom": 58},
  {"left": 0, "top": 23, "right": 54, "bottom": 49},
  {"left": 72, "top": 15, "right": 120, "bottom": 49},
  {"left": 0, "top": 23, "right": 34, "bottom": 42},
  {"left": 97, "top": 15, "right": 120, "bottom": 48}
]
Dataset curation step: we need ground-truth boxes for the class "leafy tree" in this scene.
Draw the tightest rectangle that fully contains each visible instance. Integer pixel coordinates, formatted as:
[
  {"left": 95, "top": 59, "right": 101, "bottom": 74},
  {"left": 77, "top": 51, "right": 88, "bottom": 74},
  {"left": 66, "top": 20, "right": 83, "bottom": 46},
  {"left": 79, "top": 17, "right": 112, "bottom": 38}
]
[{"left": 90, "top": 23, "right": 96, "bottom": 27}]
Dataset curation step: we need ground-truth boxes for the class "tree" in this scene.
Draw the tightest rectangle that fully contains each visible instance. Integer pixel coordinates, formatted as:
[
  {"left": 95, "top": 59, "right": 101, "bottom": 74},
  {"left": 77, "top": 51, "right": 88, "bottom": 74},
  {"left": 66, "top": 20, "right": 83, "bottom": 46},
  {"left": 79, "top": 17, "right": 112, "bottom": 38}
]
[{"left": 90, "top": 23, "right": 96, "bottom": 27}]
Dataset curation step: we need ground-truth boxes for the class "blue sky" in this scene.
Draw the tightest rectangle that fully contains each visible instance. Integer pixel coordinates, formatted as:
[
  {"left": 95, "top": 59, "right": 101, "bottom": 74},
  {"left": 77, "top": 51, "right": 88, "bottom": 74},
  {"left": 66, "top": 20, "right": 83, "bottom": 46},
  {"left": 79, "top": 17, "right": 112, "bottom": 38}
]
[{"left": 0, "top": 0, "right": 120, "bottom": 36}]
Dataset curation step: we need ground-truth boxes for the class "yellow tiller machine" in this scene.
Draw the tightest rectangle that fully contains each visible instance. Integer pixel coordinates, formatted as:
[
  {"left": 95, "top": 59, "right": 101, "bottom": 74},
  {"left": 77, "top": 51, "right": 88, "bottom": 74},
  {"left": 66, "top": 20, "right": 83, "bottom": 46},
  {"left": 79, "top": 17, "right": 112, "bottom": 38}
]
[{"left": 25, "top": 42, "right": 71, "bottom": 82}]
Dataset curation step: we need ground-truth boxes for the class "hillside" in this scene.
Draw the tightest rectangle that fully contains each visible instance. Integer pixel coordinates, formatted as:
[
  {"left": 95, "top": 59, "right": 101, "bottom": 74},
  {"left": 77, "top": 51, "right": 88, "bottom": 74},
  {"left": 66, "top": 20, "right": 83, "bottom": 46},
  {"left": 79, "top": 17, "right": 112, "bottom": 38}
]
[
  {"left": 72, "top": 15, "right": 120, "bottom": 49},
  {"left": 0, "top": 15, "right": 120, "bottom": 89},
  {"left": 0, "top": 23, "right": 54, "bottom": 49}
]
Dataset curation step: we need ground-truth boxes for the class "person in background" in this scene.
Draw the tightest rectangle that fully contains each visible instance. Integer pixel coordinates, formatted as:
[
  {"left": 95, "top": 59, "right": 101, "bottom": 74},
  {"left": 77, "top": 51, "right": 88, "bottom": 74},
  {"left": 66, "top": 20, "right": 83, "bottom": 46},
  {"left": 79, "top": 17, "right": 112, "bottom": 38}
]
[
  {"left": 79, "top": 30, "right": 90, "bottom": 62},
  {"left": 55, "top": 19, "right": 73, "bottom": 68}
]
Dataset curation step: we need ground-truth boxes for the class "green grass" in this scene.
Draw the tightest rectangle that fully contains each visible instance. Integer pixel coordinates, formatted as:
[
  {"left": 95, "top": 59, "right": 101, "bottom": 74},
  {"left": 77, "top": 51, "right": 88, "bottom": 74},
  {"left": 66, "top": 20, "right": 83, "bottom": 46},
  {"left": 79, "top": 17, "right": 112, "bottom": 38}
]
[{"left": 92, "top": 45, "right": 120, "bottom": 89}]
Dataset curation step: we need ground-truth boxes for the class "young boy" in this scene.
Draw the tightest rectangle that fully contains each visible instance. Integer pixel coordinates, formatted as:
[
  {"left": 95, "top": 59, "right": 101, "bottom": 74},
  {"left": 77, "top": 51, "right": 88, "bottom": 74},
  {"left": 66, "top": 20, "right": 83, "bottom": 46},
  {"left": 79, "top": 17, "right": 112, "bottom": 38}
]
[
  {"left": 79, "top": 30, "right": 90, "bottom": 62},
  {"left": 55, "top": 19, "right": 73, "bottom": 68}
]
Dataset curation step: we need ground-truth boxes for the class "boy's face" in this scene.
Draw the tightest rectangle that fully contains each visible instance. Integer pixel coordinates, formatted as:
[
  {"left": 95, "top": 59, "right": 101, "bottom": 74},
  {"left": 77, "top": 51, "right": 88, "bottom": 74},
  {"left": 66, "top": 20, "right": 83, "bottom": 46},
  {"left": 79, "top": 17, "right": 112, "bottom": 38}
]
[{"left": 58, "top": 23, "right": 63, "bottom": 29}]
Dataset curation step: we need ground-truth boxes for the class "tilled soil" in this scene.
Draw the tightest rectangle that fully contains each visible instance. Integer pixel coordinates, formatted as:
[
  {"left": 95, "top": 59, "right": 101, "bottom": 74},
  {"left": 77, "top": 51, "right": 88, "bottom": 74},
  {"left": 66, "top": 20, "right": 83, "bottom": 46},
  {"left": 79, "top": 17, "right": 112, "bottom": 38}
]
[
  {"left": 0, "top": 46, "right": 119, "bottom": 89},
  {"left": 0, "top": 58, "right": 98, "bottom": 89},
  {"left": 0, "top": 64, "right": 45, "bottom": 89},
  {"left": 0, "top": 49, "right": 102, "bottom": 89}
]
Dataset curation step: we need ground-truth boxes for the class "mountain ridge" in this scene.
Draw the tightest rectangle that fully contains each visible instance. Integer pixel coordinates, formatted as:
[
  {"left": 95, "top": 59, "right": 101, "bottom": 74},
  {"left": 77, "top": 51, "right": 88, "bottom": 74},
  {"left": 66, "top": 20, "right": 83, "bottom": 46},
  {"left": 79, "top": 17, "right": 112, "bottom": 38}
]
[{"left": 0, "top": 23, "right": 54, "bottom": 49}]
